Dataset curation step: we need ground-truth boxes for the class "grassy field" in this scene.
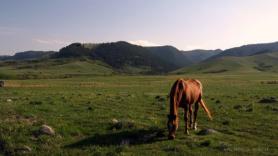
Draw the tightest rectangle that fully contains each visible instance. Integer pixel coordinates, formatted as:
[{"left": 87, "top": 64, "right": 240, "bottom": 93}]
[
  {"left": 0, "top": 73, "right": 277, "bottom": 155},
  {"left": 0, "top": 59, "right": 114, "bottom": 79}
]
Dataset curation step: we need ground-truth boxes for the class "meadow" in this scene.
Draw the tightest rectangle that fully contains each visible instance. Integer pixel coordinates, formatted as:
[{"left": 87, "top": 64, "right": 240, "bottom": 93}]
[{"left": 0, "top": 73, "right": 277, "bottom": 155}]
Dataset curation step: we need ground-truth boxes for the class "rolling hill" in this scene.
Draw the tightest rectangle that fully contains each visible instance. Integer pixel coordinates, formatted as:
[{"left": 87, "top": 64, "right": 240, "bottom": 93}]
[
  {"left": 0, "top": 41, "right": 222, "bottom": 74},
  {"left": 2, "top": 40, "right": 278, "bottom": 76},
  {"left": 147, "top": 46, "right": 193, "bottom": 68},
  {"left": 211, "top": 41, "right": 278, "bottom": 59},
  {"left": 90, "top": 41, "right": 176, "bottom": 73},
  {"left": 174, "top": 51, "right": 278, "bottom": 74},
  {"left": 0, "top": 58, "right": 114, "bottom": 79},
  {"left": 53, "top": 41, "right": 177, "bottom": 73}
]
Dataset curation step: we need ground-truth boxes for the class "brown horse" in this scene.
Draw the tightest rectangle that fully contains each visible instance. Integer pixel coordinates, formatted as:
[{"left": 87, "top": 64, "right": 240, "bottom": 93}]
[{"left": 167, "top": 78, "right": 212, "bottom": 139}]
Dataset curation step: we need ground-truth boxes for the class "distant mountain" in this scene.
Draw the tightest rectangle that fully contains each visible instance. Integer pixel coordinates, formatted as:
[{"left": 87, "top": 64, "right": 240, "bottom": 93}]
[
  {"left": 53, "top": 41, "right": 177, "bottom": 73},
  {"left": 0, "top": 51, "right": 55, "bottom": 61},
  {"left": 147, "top": 46, "right": 193, "bottom": 67},
  {"left": 2, "top": 40, "right": 278, "bottom": 75},
  {"left": 211, "top": 41, "right": 278, "bottom": 59},
  {"left": 174, "top": 51, "right": 278, "bottom": 74},
  {"left": 91, "top": 41, "right": 177, "bottom": 73},
  {"left": 181, "top": 49, "right": 222, "bottom": 63},
  {"left": 53, "top": 43, "right": 93, "bottom": 58}
]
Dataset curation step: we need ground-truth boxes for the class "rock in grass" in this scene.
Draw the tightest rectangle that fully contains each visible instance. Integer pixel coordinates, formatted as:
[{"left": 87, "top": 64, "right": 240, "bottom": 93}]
[
  {"left": 120, "top": 139, "right": 130, "bottom": 145},
  {"left": 197, "top": 128, "right": 218, "bottom": 135},
  {"left": 111, "top": 119, "right": 135, "bottom": 130},
  {"left": 15, "top": 145, "right": 32, "bottom": 153},
  {"left": 0, "top": 80, "right": 4, "bottom": 87},
  {"left": 217, "top": 143, "right": 229, "bottom": 151},
  {"left": 39, "top": 124, "right": 55, "bottom": 135},
  {"left": 112, "top": 118, "right": 119, "bottom": 124},
  {"left": 7, "top": 99, "right": 12, "bottom": 102}
]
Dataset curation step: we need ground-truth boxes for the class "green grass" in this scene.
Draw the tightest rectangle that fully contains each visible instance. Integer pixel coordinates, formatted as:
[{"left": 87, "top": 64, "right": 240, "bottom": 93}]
[{"left": 0, "top": 73, "right": 277, "bottom": 155}]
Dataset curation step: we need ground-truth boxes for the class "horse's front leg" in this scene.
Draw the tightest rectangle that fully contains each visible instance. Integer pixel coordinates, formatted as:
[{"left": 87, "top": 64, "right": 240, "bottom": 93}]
[{"left": 184, "top": 105, "right": 189, "bottom": 135}]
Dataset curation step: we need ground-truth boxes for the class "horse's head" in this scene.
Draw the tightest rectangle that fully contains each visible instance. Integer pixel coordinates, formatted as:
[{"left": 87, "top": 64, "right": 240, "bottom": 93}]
[{"left": 167, "top": 114, "right": 178, "bottom": 139}]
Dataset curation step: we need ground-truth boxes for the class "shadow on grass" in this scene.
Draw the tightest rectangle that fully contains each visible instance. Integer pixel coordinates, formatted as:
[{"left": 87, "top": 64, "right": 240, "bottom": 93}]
[{"left": 65, "top": 127, "right": 167, "bottom": 148}]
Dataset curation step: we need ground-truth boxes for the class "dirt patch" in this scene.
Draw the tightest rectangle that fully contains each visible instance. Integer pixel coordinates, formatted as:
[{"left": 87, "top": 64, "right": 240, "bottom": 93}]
[
  {"left": 233, "top": 104, "right": 253, "bottom": 112},
  {"left": 203, "top": 69, "right": 228, "bottom": 74},
  {"left": 3, "top": 115, "right": 38, "bottom": 125},
  {"left": 4, "top": 83, "right": 49, "bottom": 88},
  {"left": 155, "top": 95, "right": 166, "bottom": 102},
  {"left": 66, "top": 127, "right": 166, "bottom": 147},
  {"left": 261, "top": 80, "right": 278, "bottom": 84},
  {"left": 197, "top": 128, "right": 218, "bottom": 135},
  {"left": 200, "top": 140, "right": 211, "bottom": 147}
]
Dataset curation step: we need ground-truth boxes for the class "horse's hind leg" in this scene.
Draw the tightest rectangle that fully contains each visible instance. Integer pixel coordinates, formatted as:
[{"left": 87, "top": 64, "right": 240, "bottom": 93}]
[
  {"left": 189, "top": 104, "right": 193, "bottom": 129},
  {"left": 184, "top": 105, "right": 189, "bottom": 135},
  {"left": 193, "top": 102, "right": 199, "bottom": 130}
]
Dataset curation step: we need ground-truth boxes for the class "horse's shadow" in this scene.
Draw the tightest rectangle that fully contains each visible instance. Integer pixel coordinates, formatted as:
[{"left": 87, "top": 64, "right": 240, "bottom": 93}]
[{"left": 65, "top": 127, "right": 167, "bottom": 148}]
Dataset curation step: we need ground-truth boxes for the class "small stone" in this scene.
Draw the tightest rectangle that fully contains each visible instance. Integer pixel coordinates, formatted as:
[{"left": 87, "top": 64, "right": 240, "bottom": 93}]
[
  {"left": 197, "top": 128, "right": 218, "bottom": 135},
  {"left": 39, "top": 124, "right": 55, "bottom": 135},
  {"left": 120, "top": 139, "right": 130, "bottom": 145},
  {"left": 112, "top": 118, "right": 119, "bottom": 124},
  {"left": 217, "top": 143, "right": 229, "bottom": 151},
  {"left": 7, "top": 99, "right": 12, "bottom": 102},
  {"left": 15, "top": 145, "right": 32, "bottom": 153}
]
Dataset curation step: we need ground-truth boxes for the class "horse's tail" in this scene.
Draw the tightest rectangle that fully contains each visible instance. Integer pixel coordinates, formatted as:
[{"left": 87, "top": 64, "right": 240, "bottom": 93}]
[{"left": 200, "top": 99, "right": 212, "bottom": 120}]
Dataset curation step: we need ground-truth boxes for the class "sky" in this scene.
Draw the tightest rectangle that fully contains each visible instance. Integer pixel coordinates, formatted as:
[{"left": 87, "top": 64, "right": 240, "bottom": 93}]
[{"left": 1, "top": 0, "right": 278, "bottom": 55}]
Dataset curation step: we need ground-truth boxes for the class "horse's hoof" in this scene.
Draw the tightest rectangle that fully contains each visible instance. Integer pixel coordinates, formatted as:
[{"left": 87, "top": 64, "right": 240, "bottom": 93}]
[
  {"left": 193, "top": 123, "right": 198, "bottom": 131},
  {"left": 168, "top": 135, "right": 175, "bottom": 140}
]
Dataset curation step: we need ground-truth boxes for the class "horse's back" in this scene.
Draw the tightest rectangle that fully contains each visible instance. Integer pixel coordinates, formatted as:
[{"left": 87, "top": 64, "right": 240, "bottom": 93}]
[{"left": 183, "top": 79, "right": 203, "bottom": 104}]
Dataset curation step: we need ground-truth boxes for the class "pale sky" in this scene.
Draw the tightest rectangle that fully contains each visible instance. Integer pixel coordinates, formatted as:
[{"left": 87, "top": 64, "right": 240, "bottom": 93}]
[{"left": 1, "top": 0, "right": 278, "bottom": 55}]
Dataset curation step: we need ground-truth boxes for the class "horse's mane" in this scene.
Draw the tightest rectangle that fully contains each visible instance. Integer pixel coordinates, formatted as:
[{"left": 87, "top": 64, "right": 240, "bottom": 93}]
[{"left": 169, "top": 79, "right": 184, "bottom": 116}]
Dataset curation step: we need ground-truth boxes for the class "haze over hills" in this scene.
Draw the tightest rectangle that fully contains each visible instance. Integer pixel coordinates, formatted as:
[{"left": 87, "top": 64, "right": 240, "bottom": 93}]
[
  {"left": 0, "top": 40, "right": 278, "bottom": 76},
  {"left": 181, "top": 49, "right": 223, "bottom": 63},
  {"left": 0, "top": 51, "right": 56, "bottom": 61}
]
